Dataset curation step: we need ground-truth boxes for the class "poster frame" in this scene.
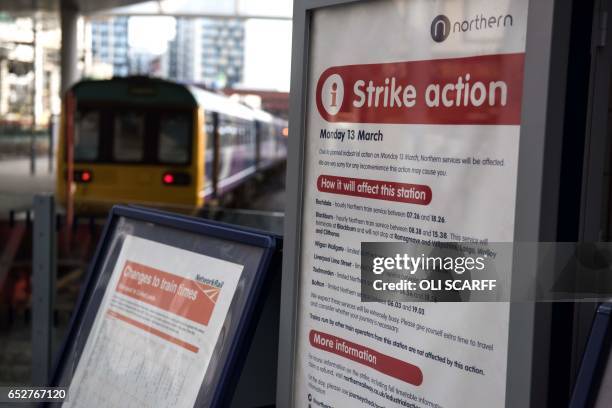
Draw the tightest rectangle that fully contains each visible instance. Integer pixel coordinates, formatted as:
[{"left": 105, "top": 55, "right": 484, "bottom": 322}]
[
  {"left": 569, "top": 302, "right": 612, "bottom": 408},
  {"left": 48, "top": 205, "right": 279, "bottom": 407},
  {"left": 278, "top": 0, "right": 572, "bottom": 407}
]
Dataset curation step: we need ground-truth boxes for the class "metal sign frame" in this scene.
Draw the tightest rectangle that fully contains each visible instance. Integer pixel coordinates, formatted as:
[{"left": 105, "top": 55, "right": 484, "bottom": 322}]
[
  {"left": 278, "top": 0, "right": 573, "bottom": 406},
  {"left": 49, "top": 205, "right": 279, "bottom": 407},
  {"left": 572, "top": 0, "right": 612, "bottom": 388},
  {"left": 569, "top": 303, "right": 612, "bottom": 408}
]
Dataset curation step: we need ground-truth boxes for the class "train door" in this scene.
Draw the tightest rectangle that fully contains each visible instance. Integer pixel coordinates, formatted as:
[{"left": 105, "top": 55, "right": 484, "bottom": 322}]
[{"left": 204, "top": 110, "right": 218, "bottom": 198}]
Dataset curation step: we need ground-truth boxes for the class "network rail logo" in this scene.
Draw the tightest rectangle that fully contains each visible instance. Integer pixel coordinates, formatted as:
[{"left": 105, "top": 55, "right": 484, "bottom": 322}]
[{"left": 430, "top": 12, "right": 514, "bottom": 42}]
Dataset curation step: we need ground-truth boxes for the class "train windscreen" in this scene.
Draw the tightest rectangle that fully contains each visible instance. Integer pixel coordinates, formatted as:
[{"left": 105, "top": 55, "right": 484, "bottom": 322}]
[
  {"left": 113, "top": 111, "right": 145, "bottom": 162},
  {"left": 74, "top": 109, "right": 100, "bottom": 161},
  {"left": 158, "top": 112, "right": 191, "bottom": 164},
  {"left": 71, "top": 106, "right": 193, "bottom": 165}
]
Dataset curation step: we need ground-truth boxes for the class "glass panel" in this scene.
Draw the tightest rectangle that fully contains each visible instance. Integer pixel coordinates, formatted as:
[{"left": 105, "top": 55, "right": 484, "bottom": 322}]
[
  {"left": 158, "top": 112, "right": 191, "bottom": 164},
  {"left": 74, "top": 110, "right": 100, "bottom": 161},
  {"left": 113, "top": 112, "right": 145, "bottom": 162}
]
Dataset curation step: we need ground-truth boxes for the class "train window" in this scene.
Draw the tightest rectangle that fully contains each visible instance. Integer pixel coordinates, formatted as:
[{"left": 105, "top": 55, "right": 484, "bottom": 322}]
[
  {"left": 158, "top": 112, "right": 191, "bottom": 164},
  {"left": 217, "top": 115, "right": 256, "bottom": 147},
  {"left": 113, "top": 112, "right": 145, "bottom": 162},
  {"left": 218, "top": 116, "right": 236, "bottom": 147},
  {"left": 74, "top": 110, "right": 99, "bottom": 161},
  {"left": 270, "top": 124, "right": 276, "bottom": 140}
]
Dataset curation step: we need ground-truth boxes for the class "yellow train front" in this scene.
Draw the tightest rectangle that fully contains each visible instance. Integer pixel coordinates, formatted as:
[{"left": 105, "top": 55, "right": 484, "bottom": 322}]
[{"left": 56, "top": 77, "right": 287, "bottom": 214}]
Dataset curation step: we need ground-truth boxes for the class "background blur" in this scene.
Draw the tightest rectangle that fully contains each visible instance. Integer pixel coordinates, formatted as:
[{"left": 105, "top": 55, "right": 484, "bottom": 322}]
[{"left": 0, "top": 0, "right": 292, "bottom": 385}]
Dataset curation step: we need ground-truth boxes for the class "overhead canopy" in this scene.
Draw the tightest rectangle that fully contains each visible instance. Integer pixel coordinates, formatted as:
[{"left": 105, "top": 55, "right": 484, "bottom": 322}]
[
  {"left": 2, "top": 0, "right": 151, "bottom": 14},
  {"left": 3, "top": 0, "right": 291, "bottom": 19},
  {"left": 93, "top": 0, "right": 292, "bottom": 19}
]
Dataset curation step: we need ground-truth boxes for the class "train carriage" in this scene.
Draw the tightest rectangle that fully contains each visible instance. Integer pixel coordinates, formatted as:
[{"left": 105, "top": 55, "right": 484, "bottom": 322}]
[{"left": 56, "top": 77, "right": 286, "bottom": 214}]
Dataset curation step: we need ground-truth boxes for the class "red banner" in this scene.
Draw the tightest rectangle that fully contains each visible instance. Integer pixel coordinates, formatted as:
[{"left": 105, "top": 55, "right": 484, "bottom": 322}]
[
  {"left": 316, "top": 53, "right": 524, "bottom": 125},
  {"left": 310, "top": 330, "right": 423, "bottom": 386},
  {"left": 317, "top": 174, "right": 431, "bottom": 205},
  {"left": 116, "top": 261, "right": 220, "bottom": 326}
]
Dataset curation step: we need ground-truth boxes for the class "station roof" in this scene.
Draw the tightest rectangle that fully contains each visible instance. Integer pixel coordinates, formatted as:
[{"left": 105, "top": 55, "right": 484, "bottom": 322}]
[
  {"left": 3, "top": 0, "right": 293, "bottom": 20},
  {"left": 3, "top": 0, "right": 146, "bottom": 14}
]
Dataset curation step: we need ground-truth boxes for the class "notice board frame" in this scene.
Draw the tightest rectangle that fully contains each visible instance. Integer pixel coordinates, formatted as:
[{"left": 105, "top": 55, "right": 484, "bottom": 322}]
[
  {"left": 569, "top": 303, "right": 612, "bottom": 408},
  {"left": 278, "top": 0, "right": 573, "bottom": 407},
  {"left": 49, "top": 205, "right": 279, "bottom": 407}
]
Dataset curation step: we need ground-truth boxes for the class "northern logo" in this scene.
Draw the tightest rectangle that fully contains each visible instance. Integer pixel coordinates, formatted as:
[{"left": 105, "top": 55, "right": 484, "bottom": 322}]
[
  {"left": 430, "top": 13, "right": 514, "bottom": 42},
  {"left": 430, "top": 15, "right": 451, "bottom": 42}
]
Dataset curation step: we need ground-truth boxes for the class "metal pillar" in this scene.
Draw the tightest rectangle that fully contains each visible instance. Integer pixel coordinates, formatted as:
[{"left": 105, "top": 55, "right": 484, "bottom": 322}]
[
  {"left": 0, "top": 59, "right": 8, "bottom": 116},
  {"left": 60, "top": 6, "right": 79, "bottom": 96},
  {"left": 30, "top": 10, "right": 41, "bottom": 175},
  {"left": 32, "top": 194, "right": 56, "bottom": 386},
  {"left": 48, "top": 117, "right": 54, "bottom": 173}
]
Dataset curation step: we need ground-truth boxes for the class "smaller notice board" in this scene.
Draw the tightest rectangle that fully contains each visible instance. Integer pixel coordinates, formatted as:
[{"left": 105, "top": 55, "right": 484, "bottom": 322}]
[{"left": 48, "top": 205, "right": 279, "bottom": 408}]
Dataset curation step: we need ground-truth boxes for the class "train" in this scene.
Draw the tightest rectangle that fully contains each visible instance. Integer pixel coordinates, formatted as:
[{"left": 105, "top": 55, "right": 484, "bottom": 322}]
[{"left": 56, "top": 77, "right": 288, "bottom": 214}]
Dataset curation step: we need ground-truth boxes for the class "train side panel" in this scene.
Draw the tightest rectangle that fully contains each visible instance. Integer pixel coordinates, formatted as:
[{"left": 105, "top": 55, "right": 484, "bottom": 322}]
[{"left": 216, "top": 114, "right": 257, "bottom": 196}]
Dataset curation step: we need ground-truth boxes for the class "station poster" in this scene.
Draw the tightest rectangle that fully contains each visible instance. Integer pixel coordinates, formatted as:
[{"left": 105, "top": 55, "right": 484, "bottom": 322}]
[
  {"left": 294, "top": 0, "right": 529, "bottom": 407},
  {"left": 63, "top": 235, "right": 243, "bottom": 408}
]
